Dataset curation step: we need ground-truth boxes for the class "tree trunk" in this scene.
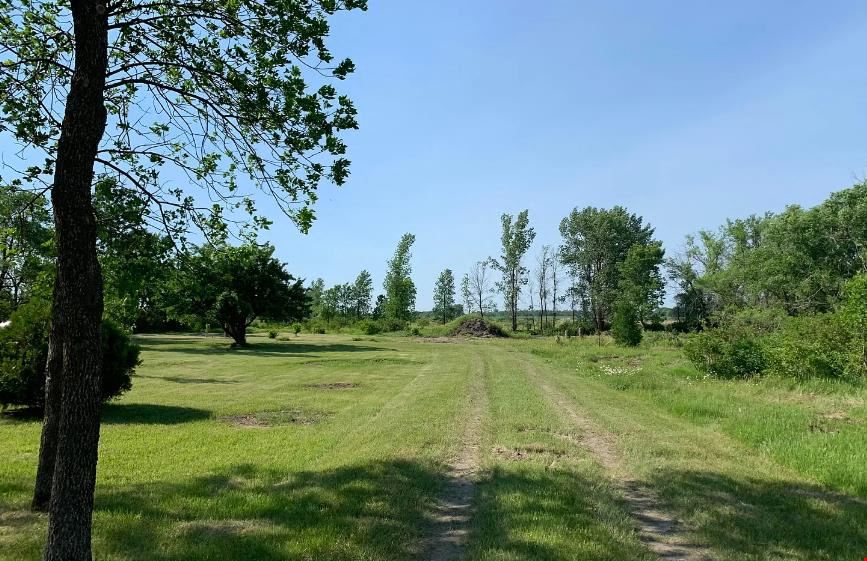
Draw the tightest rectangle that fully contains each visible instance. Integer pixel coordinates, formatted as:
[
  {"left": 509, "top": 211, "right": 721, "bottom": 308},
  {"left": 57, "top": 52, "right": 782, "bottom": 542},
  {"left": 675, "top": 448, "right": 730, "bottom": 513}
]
[
  {"left": 42, "top": 2, "right": 108, "bottom": 560},
  {"left": 225, "top": 320, "right": 247, "bottom": 345},
  {"left": 31, "top": 296, "right": 63, "bottom": 512}
]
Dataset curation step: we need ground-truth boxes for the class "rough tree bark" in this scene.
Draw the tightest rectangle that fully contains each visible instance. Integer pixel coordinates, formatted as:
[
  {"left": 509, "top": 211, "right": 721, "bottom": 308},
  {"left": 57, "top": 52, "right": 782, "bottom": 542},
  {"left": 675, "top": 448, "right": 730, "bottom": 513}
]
[
  {"left": 38, "top": 1, "right": 109, "bottom": 560},
  {"left": 31, "top": 293, "right": 63, "bottom": 512}
]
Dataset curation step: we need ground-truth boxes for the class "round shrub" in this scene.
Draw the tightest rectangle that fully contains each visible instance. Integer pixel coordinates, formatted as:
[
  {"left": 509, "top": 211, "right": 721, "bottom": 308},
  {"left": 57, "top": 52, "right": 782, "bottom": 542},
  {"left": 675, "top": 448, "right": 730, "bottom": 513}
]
[
  {"left": 765, "top": 314, "right": 849, "bottom": 380},
  {"left": 0, "top": 299, "right": 140, "bottom": 409},
  {"left": 357, "top": 319, "right": 382, "bottom": 335},
  {"left": 683, "top": 327, "right": 766, "bottom": 379}
]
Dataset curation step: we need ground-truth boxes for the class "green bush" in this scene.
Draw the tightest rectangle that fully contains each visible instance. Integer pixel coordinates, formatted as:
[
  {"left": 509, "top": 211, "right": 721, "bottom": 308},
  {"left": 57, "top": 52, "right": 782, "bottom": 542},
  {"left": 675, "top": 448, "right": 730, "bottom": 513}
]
[
  {"left": 292, "top": 322, "right": 302, "bottom": 336},
  {"left": 611, "top": 302, "right": 642, "bottom": 347},
  {"left": 765, "top": 314, "right": 849, "bottom": 380},
  {"left": 267, "top": 329, "right": 278, "bottom": 339},
  {"left": 374, "top": 318, "right": 407, "bottom": 333},
  {"left": 684, "top": 328, "right": 766, "bottom": 379},
  {"left": 357, "top": 319, "right": 382, "bottom": 335},
  {"left": 0, "top": 299, "right": 140, "bottom": 409},
  {"left": 840, "top": 274, "right": 867, "bottom": 378},
  {"left": 682, "top": 309, "right": 782, "bottom": 379}
]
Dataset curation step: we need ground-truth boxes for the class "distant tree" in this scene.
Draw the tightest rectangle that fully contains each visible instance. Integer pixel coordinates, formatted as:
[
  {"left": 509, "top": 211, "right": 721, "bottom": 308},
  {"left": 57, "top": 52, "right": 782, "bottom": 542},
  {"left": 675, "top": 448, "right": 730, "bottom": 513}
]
[
  {"left": 319, "top": 285, "right": 341, "bottom": 322},
  {"left": 433, "top": 269, "right": 457, "bottom": 324},
  {"left": 534, "top": 245, "right": 552, "bottom": 330},
  {"left": 461, "top": 274, "right": 473, "bottom": 316},
  {"left": 351, "top": 270, "right": 374, "bottom": 318},
  {"left": 550, "top": 249, "right": 562, "bottom": 330},
  {"left": 308, "top": 278, "right": 326, "bottom": 318},
  {"left": 94, "top": 179, "right": 173, "bottom": 330},
  {"left": 383, "top": 233, "right": 417, "bottom": 320},
  {"left": 0, "top": 186, "right": 53, "bottom": 316},
  {"left": 666, "top": 247, "right": 711, "bottom": 330},
  {"left": 462, "top": 260, "right": 496, "bottom": 318},
  {"left": 338, "top": 283, "right": 354, "bottom": 316},
  {"left": 170, "top": 243, "right": 308, "bottom": 345},
  {"left": 372, "top": 294, "right": 387, "bottom": 319},
  {"left": 559, "top": 206, "right": 656, "bottom": 332},
  {"left": 618, "top": 241, "right": 665, "bottom": 323},
  {"left": 491, "top": 211, "right": 536, "bottom": 331}
]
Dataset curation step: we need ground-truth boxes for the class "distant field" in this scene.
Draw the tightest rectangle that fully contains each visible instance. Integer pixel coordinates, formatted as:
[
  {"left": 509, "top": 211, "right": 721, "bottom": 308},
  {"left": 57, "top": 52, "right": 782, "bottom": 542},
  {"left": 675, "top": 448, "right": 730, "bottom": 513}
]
[{"left": 1, "top": 333, "right": 865, "bottom": 560}]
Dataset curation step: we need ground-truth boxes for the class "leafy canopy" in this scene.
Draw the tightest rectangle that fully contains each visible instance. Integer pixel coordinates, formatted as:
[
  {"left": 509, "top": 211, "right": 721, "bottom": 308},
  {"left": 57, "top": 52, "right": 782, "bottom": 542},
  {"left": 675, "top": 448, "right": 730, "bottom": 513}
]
[
  {"left": 0, "top": 0, "right": 367, "bottom": 238},
  {"left": 169, "top": 243, "right": 308, "bottom": 344}
]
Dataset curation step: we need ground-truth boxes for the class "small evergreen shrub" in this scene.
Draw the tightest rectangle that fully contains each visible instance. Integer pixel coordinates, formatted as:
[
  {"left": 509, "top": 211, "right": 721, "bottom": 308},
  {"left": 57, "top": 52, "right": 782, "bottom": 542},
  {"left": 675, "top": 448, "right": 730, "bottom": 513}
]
[
  {"left": 292, "top": 323, "right": 302, "bottom": 336},
  {"left": 268, "top": 330, "right": 278, "bottom": 339},
  {"left": 0, "top": 299, "right": 140, "bottom": 409}
]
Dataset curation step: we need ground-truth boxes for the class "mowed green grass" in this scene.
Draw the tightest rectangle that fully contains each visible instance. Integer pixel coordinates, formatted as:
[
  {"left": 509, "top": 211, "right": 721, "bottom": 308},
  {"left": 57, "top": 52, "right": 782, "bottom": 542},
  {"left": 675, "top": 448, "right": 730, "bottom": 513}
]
[{"left": 1, "top": 333, "right": 866, "bottom": 560}]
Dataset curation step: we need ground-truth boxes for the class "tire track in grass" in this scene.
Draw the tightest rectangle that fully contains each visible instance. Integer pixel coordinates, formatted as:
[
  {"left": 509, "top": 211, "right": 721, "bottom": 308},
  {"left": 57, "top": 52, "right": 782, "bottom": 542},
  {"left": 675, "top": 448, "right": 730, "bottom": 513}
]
[
  {"left": 420, "top": 346, "right": 488, "bottom": 561},
  {"left": 522, "top": 356, "right": 713, "bottom": 561}
]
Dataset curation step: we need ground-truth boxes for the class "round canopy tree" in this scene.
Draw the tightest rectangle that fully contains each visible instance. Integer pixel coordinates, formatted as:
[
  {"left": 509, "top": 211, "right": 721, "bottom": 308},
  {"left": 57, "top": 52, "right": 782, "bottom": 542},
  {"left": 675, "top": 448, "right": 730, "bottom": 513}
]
[{"left": 171, "top": 243, "right": 309, "bottom": 345}]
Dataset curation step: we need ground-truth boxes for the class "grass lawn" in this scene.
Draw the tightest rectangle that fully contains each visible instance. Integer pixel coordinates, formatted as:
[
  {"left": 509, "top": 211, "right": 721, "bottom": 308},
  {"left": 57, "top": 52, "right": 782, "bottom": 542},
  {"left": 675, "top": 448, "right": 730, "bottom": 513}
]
[{"left": 1, "top": 333, "right": 865, "bottom": 560}]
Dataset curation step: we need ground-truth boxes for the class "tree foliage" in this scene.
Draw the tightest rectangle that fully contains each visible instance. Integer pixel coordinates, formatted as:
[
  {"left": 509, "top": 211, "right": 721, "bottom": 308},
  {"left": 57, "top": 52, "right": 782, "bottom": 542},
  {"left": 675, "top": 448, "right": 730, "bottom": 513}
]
[
  {"left": 675, "top": 183, "right": 867, "bottom": 317},
  {"left": 491, "top": 211, "right": 535, "bottom": 331},
  {"left": 169, "top": 243, "right": 308, "bottom": 345},
  {"left": 382, "top": 233, "right": 416, "bottom": 321},
  {"left": 462, "top": 260, "right": 496, "bottom": 318},
  {"left": 559, "top": 206, "right": 660, "bottom": 331},
  {"left": 432, "top": 268, "right": 456, "bottom": 324},
  {"left": 0, "top": 186, "right": 53, "bottom": 317},
  {"left": 0, "top": 298, "right": 139, "bottom": 408}
]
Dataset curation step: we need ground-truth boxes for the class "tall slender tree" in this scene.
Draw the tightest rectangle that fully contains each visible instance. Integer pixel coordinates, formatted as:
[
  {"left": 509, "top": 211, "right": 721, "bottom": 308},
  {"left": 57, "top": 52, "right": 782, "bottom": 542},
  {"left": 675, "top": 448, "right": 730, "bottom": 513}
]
[
  {"left": 491, "top": 211, "right": 535, "bottom": 331},
  {"left": 433, "top": 268, "right": 456, "bottom": 324},
  {"left": 462, "top": 259, "right": 496, "bottom": 318},
  {"left": 383, "top": 233, "right": 416, "bottom": 321},
  {"left": 0, "top": 1, "right": 366, "bottom": 558},
  {"left": 351, "top": 270, "right": 373, "bottom": 318}
]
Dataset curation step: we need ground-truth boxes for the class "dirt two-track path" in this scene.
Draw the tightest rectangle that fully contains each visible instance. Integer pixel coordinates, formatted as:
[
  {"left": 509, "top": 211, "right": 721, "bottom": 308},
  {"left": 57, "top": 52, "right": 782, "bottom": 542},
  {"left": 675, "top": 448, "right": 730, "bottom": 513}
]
[
  {"left": 420, "top": 344, "right": 711, "bottom": 561},
  {"left": 521, "top": 356, "right": 713, "bottom": 561},
  {"left": 420, "top": 349, "right": 488, "bottom": 561}
]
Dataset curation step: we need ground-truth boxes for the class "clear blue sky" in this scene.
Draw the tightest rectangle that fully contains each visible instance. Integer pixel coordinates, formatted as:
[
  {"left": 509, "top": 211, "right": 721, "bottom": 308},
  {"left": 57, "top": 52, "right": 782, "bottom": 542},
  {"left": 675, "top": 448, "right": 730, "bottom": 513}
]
[
  {"left": 8, "top": 2, "right": 866, "bottom": 311},
  {"left": 265, "top": 0, "right": 867, "bottom": 309}
]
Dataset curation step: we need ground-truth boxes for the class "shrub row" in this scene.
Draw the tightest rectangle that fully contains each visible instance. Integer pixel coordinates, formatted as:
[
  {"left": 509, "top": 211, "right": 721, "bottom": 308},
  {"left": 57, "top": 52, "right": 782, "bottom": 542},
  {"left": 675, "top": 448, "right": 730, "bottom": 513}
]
[{"left": 684, "top": 275, "right": 867, "bottom": 381}]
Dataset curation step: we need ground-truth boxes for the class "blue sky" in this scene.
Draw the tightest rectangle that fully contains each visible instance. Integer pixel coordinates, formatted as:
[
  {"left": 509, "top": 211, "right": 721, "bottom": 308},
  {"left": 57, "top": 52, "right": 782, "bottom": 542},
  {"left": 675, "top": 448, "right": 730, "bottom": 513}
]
[
  {"left": 264, "top": 0, "right": 867, "bottom": 309},
  {"left": 7, "top": 2, "right": 867, "bottom": 310}
]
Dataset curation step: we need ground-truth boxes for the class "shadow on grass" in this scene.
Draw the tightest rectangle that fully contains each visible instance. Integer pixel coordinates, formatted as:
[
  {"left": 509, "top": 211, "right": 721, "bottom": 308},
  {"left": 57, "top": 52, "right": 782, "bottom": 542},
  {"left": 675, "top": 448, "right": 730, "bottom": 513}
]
[
  {"left": 1, "top": 404, "right": 212, "bottom": 425},
  {"left": 467, "top": 465, "right": 655, "bottom": 561},
  {"left": 649, "top": 469, "right": 867, "bottom": 560},
  {"left": 93, "top": 461, "right": 441, "bottom": 561},
  {"left": 101, "top": 403, "right": 212, "bottom": 425},
  {"left": 135, "top": 374, "right": 239, "bottom": 385},
  {"left": 137, "top": 337, "right": 396, "bottom": 358}
]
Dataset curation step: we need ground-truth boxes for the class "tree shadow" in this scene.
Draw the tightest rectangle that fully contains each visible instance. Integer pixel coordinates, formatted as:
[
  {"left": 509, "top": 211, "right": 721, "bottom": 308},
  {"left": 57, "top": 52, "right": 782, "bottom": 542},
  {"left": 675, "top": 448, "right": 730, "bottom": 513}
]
[
  {"left": 135, "top": 374, "right": 239, "bottom": 385},
  {"left": 92, "top": 460, "right": 443, "bottom": 561},
  {"left": 467, "top": 465, "right": 655, "bottom": 561},
  {"left": 648, "top": 469, "right": 867, "bottom": 560},
  {"left": 136, "top": 337, "right": 396, "bottom": 358},
  {"left": 101, "top": 403, "right": 212, "bottom": 425}
]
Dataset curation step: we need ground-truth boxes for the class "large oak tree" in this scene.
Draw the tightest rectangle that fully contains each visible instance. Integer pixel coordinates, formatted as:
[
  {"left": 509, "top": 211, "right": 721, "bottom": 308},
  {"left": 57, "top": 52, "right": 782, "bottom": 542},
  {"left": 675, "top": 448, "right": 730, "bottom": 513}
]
[{"left": 0, "top": 1, "right": 366, "bottom": 559}]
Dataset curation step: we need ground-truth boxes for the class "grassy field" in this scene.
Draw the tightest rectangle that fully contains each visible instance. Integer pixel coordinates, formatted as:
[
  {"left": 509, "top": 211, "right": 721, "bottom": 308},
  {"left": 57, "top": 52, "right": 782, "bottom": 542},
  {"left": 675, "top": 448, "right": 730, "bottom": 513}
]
[{"left": 1, "top": 333, "right": 866, "bottom": 560}]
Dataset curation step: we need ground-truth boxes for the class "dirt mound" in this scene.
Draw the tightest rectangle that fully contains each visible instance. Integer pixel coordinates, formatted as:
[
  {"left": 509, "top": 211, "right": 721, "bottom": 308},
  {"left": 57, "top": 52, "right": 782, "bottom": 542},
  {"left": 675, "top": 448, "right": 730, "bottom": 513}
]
[{"left": 450, "top": 317, "right": 507, "bottom": 338}]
